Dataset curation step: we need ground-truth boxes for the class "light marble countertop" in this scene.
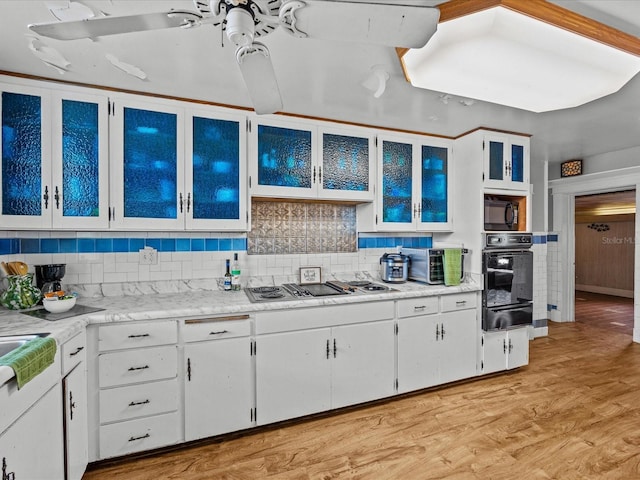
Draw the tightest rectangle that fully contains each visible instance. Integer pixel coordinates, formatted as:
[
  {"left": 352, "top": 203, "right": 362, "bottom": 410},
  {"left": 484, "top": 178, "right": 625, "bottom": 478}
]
[{"left": 0, "top": 274, "right": 480, "bottom": 385}]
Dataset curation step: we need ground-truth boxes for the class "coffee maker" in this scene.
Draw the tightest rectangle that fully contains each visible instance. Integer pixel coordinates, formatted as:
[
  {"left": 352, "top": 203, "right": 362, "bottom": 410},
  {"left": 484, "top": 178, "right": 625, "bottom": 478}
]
[{"left": 35, "top": 264, "right": 66, "bottom": 296}]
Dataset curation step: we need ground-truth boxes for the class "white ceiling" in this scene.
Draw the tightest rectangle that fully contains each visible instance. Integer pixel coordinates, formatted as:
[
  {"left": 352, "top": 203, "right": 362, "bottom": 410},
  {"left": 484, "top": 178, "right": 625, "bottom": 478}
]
[{"left": 1, "top": 0, "right": 640, "bottom": 169}]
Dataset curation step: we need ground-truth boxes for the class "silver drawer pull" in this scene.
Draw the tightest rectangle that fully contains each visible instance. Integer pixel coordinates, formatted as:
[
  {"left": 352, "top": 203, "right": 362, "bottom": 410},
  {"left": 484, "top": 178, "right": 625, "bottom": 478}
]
[
  {"left": 210, "top": 330, "right": 229, "bottom": 335},
  {"left": 128, "top": 433, "right": 150, "bottom": 442},
  {"left": 127, "top": 365, "right": 150, "bottom": 371},
  {"left": 69, "top": 346, "right": 84, "bottom": 356},
  {"left": 414, "top": 305, "right": 427, "bottom": 311},
  {"left": 455, "top": 300, "right": 467, "bottom": 306},
  {"left": 128, "top": 399, "right": 150, "bottom": 407},
  {"left": 128, "top": 334, "right": 150, "bottom": 338}
]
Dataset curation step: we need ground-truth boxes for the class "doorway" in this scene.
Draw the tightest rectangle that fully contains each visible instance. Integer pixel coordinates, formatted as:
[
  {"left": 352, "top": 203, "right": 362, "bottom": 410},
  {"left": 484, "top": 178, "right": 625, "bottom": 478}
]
[{"left": 574, "top": 190, "right": 636, "bottom": 335}]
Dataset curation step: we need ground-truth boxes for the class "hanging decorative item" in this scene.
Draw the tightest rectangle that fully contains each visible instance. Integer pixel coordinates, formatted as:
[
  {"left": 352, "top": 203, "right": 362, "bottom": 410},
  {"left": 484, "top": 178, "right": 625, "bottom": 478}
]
[
  {"left": 587, "top": 223, "right": 609, "bottom": 232},
  {"left": 561, "top": 159, "right": 583, "bottom": 177}
]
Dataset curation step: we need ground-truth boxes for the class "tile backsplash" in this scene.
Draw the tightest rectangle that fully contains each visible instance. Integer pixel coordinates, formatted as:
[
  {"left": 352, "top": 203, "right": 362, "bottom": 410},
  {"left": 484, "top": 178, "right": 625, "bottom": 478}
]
[{"left": 248, "top": 201, "right": 357, "bottom": 254}]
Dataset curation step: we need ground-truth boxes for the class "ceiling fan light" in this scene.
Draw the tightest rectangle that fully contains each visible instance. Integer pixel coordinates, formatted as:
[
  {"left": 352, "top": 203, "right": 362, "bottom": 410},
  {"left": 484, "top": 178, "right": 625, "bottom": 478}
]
[{"left": 226, "top": 7, "right": 255, "bottom": 47}]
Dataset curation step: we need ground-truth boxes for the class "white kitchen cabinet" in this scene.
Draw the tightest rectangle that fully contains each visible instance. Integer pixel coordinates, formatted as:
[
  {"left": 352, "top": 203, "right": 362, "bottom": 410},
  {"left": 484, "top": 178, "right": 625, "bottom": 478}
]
[
  {"left": 61, "top": 331, "right": 88, "bottom": 480},
  {"left": 0, "top": 84, "right": 109, "bottom": 230},
  {"left": 358, "top": 132, "right": 453, "bottom": 232},
  {"left": 183, "top": 316, "right": 254, "bottom": 441},
  {"left": 248, "top": 116, "right": 375, "bottom": 201},
  {"left": 110, "top": 95, "right": 248, "bottom": 230},
  {"left": 482, "top": 327, "right": 530, "bottom": 374},
  {"left": 255, "top": 318, "right": 395, "bottom": 425},
  {"left": 483, "top": 133, "right": 530, "bottom": 191},
  {"left": 64, "top": 363, "right": 88, "bottom": 480},
  {"left": 94, "top": 321, "right": 180, "bottom": 460},
  {"left": 256, "top": 328, "right": 332, "bottom": 425},
  {"left": 397, "top": 294, "right": 477, "bottom": 393},
  {"left": 0, "top": 384, "right": 65, "bottom": 480}
]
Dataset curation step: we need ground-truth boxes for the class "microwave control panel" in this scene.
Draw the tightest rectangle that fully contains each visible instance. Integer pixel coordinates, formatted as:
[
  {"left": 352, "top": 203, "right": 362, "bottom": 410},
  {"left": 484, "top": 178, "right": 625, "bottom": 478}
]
[{"left": 484, "top": 233, "right": 532, "bottom": 249}]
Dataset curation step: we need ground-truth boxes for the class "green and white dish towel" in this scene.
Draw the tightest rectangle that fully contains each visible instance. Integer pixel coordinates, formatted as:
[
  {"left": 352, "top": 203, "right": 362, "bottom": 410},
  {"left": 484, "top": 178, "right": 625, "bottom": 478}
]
[{"left": 0, "top": 337, "right": 56, "bottom": 389}]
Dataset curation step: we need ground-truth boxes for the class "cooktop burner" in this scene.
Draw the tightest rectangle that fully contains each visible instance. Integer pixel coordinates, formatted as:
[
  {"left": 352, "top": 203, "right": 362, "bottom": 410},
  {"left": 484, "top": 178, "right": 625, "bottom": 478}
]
[
  {"left": 251, "top": 286, "right": 280, "bottom": 294},
  {"left": 259, "top": 291, "right": 285, "bottom": 299},
  {"left": 346, "top": 281, "right": 392, "bottom": 292}
]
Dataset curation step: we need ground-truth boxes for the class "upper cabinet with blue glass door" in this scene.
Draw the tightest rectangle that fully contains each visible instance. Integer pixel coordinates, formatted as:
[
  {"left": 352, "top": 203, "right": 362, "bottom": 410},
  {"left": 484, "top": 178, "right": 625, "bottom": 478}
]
[
  {"left": 184, "top": 107, "right": 247, "bottom": 230},
  {"left": 248, "top": 116, "right": 374, "bottom": 201},
  {"left": 365, "top": 132, "right": 452, "bottom": 232},
  {"left": 109, "top": 95, "right": 247, "bottom": 230},
  {"left": 483, "top": 133, "right": 530, "bottom": 191},
  {"left": 0, "top": 82, "right": 108, "bottom": 229}
]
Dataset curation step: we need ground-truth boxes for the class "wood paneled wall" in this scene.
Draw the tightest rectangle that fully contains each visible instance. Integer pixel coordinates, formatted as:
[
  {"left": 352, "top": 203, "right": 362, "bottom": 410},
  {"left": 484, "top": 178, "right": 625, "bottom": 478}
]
[{"left": 575, "top": 219, "right": 635, "bottom": 295}]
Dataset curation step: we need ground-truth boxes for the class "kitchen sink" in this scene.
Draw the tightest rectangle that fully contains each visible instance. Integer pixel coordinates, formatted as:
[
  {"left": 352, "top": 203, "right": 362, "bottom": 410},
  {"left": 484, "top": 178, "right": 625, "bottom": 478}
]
[{"left": 0, "top": 333, "right": 49, "bottom": 359}]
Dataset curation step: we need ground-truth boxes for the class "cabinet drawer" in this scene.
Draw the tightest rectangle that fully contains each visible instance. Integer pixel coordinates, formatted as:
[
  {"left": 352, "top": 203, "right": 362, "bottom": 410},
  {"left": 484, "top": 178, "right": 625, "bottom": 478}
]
[
  {"left": 441, "top": 292, "right": 477, "bottom": 312},
  {"left": 61, "top": 330, "right": 86, "bottom": 376},
  {"left": 100, "top": 378, "right": 178, "bottom": 424},
  {"left": 98, "top": 345, "right": 177, "bottom": 388},
  {"left": 182, "top": 315, "right": 251, "bottom": 343},
  {"left": 99, "top": 411, "right": 180, "bottom": 459},
  {"left": 397, "top": 297, "right": 439, "bottom": 318},
  {"left": 98, "top": 321, "right": 177, "bottom": 352}
]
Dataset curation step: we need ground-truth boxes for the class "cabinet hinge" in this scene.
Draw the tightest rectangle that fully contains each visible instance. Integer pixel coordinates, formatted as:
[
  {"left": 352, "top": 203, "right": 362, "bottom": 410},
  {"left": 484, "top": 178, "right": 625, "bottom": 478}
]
[
  {"left": 375, "top": 214, "right": 378, "bottom": 225},
  {"left": 395, "top": 323, "right": 398, "bottom": 335},
  {"left": 247, "top": 118, "right": 251, "bottom": 133},
  {"left": 395, "top": 378, "right": 398, "bottom": 391},
  {"left": 249, "top": 175, "right": 252, "bottom": 189},
  {"left": 481, "top": 336, "right": 484, "bottom": 346},
  {"left": 187, "top": 358, "right": 191, "bottom": 381},
  {"left": 481, "top": 360, "right": 484, "bottom": 370},
  {"left": 374, "top": 136, "right": 378, "bottom": 148},
  {"left": 251, "top": 340, "right": 256, "bottom": 356},
  {"left": 482, "top": 140, "right": 485, "bottom": 150},
  {"left": 246, "top": 211, "right": 249, "bottom": 224}
]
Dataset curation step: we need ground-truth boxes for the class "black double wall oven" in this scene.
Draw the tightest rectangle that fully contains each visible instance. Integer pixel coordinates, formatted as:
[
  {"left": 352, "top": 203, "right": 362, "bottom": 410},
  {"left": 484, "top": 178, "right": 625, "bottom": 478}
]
[{"left": 482, "top": 233, "right": 533, "bottom": 331}]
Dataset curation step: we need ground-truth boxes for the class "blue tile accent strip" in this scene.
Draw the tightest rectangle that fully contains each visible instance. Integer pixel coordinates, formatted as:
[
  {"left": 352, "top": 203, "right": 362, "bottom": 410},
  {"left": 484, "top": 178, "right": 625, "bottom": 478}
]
[
  {"left": 357, "top": 236, "right": 433, "bottom": 249},
  {"left": 547, "top": 304, "right": 558, "bottom": 311},
  {"left": 532, "top": 235, "right": 547, "bottom": 244},
  {"left": 547, "top": 234, "right": 558, "bottom": 242},
  {"left": 9, "top": 236, "right": 249, "bottom": 255}
]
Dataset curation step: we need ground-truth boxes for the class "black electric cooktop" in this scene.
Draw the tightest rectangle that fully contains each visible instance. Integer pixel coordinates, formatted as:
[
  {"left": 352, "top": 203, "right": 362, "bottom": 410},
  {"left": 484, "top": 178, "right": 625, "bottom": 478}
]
[{"left": 21, "top": 304, "right": 105, "bottom": 321}]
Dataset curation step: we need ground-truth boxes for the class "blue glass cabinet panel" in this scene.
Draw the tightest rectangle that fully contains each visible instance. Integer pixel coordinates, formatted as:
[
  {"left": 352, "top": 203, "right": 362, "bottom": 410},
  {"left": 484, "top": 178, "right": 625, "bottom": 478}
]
[
  {"left": 123, "top": 107, "right": 177, "bottom": 219},
  {"left": 322, "top": 133, "right": 369, "bottom": 192},
  {"left": 62, "top": 99, "right": 100, "bottom": 217},
  {"left": 257, "top": 124, "right": 312, "bottom": 188},
  {"left": 381, "top": 140, "right": 413, "bottom": 223},
  {"left": 2, "top": 92, "right": 42, "bottom": 216},
  {"left": 421, "top": 145, "right": 448, "bottom": 223},
  {"left": 488, "top": 140, "right": 504, "bottom": 181},
  {"left": 192, "top": 116, "right": 240, "bottom": 220},
  {"left": 511, "top": 144, "right": 524, "bottom": 183}
]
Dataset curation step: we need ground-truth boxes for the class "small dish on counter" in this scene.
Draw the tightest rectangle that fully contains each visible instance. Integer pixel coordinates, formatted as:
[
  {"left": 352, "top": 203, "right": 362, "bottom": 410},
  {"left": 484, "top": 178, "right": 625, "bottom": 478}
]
[{"left": 42, "top": 293, "right": 77, "bottom": 313}]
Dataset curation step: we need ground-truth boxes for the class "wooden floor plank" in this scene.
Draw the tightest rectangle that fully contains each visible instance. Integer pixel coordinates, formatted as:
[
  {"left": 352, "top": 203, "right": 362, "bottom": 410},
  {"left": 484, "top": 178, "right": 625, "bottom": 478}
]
[{"left": 84, "top": 293, "right": 639, "bottom": 479}]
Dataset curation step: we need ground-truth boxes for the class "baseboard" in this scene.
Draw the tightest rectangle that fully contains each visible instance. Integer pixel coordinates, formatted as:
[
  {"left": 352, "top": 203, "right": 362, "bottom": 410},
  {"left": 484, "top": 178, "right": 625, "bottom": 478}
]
[{"left": 575, "top": 285, "right": 634, "bottom": 299}]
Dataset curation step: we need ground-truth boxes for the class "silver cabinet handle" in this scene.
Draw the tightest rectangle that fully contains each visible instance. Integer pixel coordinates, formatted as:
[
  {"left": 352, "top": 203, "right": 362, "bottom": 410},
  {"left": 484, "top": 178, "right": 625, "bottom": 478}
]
[
  {"left": 128, "top": 334, "right": 150, "bottom": 338},
  {"left": 128, "top": 433, "right": 150, "bottom": 442},
  {"left": 128, "top": 399, "right": 150, "bottom": 407},
  {"left": 455, "top": 300, "right": 467, "bottom": 306},
  {"left": 414, "top": 305, "right": 427, "bottom": 311},
  {"left": 209, "top": 330, "right": 229, "bottom": 335}
]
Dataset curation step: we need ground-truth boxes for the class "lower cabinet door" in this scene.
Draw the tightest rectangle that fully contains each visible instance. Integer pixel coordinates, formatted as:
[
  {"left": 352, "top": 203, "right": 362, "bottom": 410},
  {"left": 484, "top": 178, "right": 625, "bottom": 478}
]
[
  {"left": 0, "top": 384, "right": 65, "bottom": 480},
  {"left": 506, "top": 327, "right": 529, "bottom": 369},
  {"left": 184, "top": 337, "right": 253, "bottom": 441},
  {"left": 482, "top": 330, "right": 508, "bottom": 374},
  {"left": 99, "top": 411, "right": 180, "bottom": 459},
  {"left": 331, "top": 320, "right": 395, "bottom": 408},
  {"left": 256, "top": 328, "right": 331, "bottom": 425},
  {"left": 397, "top": 315, "right": 439, "bottom": 393},
  {"left": 64, "top": 363, "right": 88, "bottom": 480},
  {"left": 438, "top": 310, "right": 477, "bottom": 384}
]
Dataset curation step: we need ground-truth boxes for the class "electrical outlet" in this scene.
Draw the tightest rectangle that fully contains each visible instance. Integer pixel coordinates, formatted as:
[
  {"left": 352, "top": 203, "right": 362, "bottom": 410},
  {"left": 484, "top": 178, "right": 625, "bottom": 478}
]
[{"left": 139, "top": 247, "right": 158, "bottom": 265}]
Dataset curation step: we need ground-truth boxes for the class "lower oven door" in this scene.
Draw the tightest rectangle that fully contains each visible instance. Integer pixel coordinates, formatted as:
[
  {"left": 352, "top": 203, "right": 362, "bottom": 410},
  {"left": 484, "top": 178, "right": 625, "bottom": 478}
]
[{"left": 483, "top": 303, "right": 533, "bottom": 331}]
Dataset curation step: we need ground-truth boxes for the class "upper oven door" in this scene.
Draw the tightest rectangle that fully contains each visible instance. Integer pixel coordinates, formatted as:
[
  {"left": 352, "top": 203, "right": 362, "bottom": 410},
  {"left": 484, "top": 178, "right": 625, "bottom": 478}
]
[{"left": 483, "top": 250, "right": 533, "bottom": 308}]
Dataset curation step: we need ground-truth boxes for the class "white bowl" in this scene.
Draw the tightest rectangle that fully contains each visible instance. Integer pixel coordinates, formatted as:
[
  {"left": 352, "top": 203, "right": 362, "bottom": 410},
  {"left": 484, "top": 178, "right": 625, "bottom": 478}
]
[{"left": 42, "top": 295, "right": 77, "bottom": 313}]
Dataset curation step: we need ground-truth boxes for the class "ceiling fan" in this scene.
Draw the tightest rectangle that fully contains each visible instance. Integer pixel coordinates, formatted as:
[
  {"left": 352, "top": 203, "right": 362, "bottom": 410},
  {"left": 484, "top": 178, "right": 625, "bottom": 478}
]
[{"left": 29, "top": 0, "right": 440, "bottom": 115}]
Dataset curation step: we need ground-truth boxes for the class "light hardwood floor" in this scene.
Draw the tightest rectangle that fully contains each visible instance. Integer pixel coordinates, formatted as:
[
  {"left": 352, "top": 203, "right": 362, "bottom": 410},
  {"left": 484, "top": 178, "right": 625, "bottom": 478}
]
[{"left": 84, "top": 300, "right": 640, "bottom": 479}]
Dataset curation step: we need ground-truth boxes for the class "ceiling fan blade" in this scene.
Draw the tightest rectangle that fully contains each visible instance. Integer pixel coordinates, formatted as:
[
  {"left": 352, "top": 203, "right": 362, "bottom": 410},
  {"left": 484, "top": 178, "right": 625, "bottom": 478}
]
[
  {"left": 29, "top": 10, "right": 202, "bottom": 41},
  {"left": 236, "top": 43, "right": 283, "bottom": 115},
  {"left": 280, "top": 1, "right": 440, "bottom": 48}
]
